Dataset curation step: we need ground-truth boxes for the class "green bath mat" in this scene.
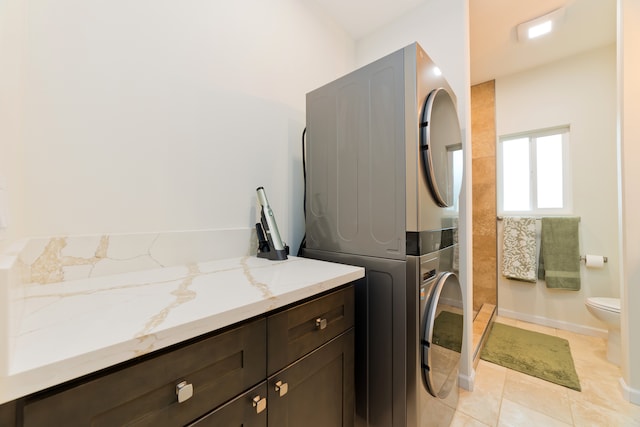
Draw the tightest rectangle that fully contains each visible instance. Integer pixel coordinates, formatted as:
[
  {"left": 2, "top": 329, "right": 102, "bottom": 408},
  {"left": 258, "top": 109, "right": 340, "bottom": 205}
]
[
  {"left": 480, "top": 322, "right": 582, "bottom": 391},
  {"left": 433, "top": 311, "right": 464, "bottom": 353}
]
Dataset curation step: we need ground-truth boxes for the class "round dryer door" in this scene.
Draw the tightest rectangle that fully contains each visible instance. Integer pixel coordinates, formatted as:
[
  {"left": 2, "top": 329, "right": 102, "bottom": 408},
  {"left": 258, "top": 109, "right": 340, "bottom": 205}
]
[
  {"left": 421, "top": 271, "right": 464, "bottom": 398},
  {"left": 420, "top": 87, "right": 463, "bottom": 207}
]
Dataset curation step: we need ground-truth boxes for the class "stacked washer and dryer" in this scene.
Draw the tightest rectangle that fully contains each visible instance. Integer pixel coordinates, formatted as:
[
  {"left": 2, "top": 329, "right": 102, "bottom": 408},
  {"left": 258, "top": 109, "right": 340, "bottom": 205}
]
[{"left": 302, "top": 43, "right": 465, "bottom": 427}]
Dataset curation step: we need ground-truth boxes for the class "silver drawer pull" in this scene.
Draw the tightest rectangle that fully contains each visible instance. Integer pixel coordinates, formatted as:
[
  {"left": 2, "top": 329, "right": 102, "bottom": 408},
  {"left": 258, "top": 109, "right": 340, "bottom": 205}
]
[
  {"left": 176, "top": 380, "right": 194, "bottom": 403},
  {"left": 252, "top": 395, "right": 267, "bottom": 414},
  {"left": 275, "top": 380, "right": 288, "bottom": 397},
  {"left": 315, "top": 317, "right": 328, "bottom": 330}
]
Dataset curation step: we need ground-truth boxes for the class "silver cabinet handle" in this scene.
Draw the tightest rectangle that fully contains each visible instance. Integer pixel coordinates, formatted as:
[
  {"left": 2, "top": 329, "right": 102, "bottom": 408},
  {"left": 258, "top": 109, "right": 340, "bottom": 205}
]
[
  {"left": 315, "top": 317, "right": 327, "bottom": 330},
  {"left": 252, "top": 395, "right": 267, "bottom": 414},
  {"left": 275, "top": 380, "right": 288, "bottom": 397},
  {"left": 176, "top": 380, "right": 194, "bottom": 403}
]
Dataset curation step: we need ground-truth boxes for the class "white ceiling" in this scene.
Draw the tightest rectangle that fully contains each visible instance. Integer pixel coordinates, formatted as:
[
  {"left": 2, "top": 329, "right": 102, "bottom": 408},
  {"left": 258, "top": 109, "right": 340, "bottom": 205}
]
[
  {"left": 309, "top": 0, "right": 616, "bottom": 85},
  {"left": 306, "top": 0, "right": 427, "bottom": 39}
]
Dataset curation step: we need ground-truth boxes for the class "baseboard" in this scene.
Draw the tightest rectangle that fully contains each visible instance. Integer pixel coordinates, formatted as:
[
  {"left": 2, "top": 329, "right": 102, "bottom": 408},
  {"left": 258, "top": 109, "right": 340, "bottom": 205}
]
[
  {"left": 496, "top": 308, "right": 608, "bottom": 338},
  {"left": 619, "top": 377, "right": 640, "bottom": 405},
  {"left": 459, "top": 369, "right": 475, "bottom": 392}
]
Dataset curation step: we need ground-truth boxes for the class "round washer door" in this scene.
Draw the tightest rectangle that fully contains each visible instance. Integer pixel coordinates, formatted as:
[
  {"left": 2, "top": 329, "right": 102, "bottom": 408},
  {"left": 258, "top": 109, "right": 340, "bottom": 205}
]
[
  {"left": 420, "top": 87, "right": 463, "bottom": 207},
  {"left": 421, "top": 271, "right": 464, "bottom": 398}
]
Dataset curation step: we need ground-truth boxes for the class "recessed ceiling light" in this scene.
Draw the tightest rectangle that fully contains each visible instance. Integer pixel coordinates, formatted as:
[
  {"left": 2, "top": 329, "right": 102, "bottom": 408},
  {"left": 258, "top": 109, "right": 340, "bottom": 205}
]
[
  {"left": 528, "top": 20, "right": 552, "bottom": 39},
  {"left": 517, "top": 7, "right": 566, "bottom": 42}
]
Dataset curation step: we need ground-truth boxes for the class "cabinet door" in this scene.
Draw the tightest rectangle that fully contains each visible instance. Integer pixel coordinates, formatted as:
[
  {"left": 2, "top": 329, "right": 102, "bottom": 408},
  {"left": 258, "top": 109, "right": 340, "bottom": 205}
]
[
  {"left": 268, "top": 329, "right": 354, "bottom": 427},
  {"left": 189, "top": 382, "right": 267, "bottom": 427},
  {"left": 268, "top": 285, "right": 354, "bottom": 375},
  {"left": 0, "top": 400, "right": 16, "bottom": 427},
  {"left": 23, "top": 318, "right": 266, "bottom": 427}
]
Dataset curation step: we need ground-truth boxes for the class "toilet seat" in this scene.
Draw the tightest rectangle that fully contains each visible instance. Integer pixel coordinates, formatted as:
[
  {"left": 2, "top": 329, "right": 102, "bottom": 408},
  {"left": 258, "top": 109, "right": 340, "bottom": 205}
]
[{"left": 586, "top": 297, "right": 620, "bottom": 313}]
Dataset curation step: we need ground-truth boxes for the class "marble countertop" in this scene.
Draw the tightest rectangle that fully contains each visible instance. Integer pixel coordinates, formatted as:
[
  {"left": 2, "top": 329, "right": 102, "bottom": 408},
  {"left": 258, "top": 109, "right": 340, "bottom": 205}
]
[{"left": 0, "top": 255, "right": 364, "bottom": 405}]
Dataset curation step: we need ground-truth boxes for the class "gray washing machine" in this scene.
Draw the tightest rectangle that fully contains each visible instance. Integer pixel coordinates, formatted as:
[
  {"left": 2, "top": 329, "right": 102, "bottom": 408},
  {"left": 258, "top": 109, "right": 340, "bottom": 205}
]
[
  {"left": 302, "top": 42, "right": 465, "bottom": 427},
  {"left": 407, "top": 246, "right": 463, "bottom": 427}
]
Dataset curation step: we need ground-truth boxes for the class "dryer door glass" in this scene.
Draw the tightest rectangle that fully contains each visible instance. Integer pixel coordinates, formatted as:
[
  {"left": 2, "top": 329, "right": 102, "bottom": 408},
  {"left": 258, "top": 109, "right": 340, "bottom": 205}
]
[
  {"left": 420, "top": 88, "right": 463, "bottom": 207},
  {"left": 422, "top": 271, "right": 463, "bottom": 398}
]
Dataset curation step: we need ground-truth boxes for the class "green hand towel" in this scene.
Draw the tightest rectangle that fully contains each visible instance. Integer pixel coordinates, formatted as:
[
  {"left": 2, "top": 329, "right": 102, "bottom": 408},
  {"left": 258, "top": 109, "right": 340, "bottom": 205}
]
[{"left": 538, "top": 217, "right": 581, "bottom": 290}]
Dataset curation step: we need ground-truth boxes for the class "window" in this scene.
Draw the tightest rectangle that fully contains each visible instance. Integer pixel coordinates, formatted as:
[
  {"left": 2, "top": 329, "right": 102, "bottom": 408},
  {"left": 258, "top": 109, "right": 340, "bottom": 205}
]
[
  {"left": 447, "top": 145, "right": 463, "bottom": 213},
  {"left": 497, "top": 126, "right": 571, "bottom": 214}
]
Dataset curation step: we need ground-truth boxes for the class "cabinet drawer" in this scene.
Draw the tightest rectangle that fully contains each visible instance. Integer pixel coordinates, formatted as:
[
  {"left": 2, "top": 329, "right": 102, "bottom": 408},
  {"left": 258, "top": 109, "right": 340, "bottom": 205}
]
[
  {"left": 268, "top": 285, "right": 354, "bottom": 375},
  {"left": 23, "top": 318, "right": 267, "bottom": 427},
  {"left": 189, "top": 382, "right": 267, "bottom": 427}
]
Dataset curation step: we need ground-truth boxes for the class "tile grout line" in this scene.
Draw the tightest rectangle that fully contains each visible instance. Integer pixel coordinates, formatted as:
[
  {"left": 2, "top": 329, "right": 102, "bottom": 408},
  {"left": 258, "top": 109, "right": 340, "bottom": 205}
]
[
  {"left": 558, "top": 326, "right": 579, "bottom": 427},
  {"left": 496, "top": 374, "right": 506, "bottom": 427}
]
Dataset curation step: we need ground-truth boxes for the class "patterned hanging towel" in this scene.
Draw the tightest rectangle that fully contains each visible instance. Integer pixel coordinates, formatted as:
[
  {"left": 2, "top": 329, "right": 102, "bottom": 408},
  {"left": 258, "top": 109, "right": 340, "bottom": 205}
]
[
  {"left": 502, "top": 216, "right": 537, "bottom": 283},
  {"left": 538, "top": 217, "right": 581, "bottom": 290}
]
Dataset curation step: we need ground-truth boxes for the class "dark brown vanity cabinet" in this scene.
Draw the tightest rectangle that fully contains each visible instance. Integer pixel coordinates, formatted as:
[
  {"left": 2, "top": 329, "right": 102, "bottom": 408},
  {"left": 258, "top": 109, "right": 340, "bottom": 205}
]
[
  {"left": 192, "top": 284, "right": 355, "bottom": 427},
  {"left": 267, "top": 329, "right": 354, "bottom": 427},
  {"left": 267, "top": 283, "right": 354, "bottom": 375},
  {"left": 265, "top": 283, "right": 355, "bottom": 427},
  {"left": 0, "top": 400, "right": 16, "bottom": 426},
  {"left": 23, "top": 318, "right": 267, "bottom": 427},
  {"left": 193, "top": 330, "right": 354, "bottom": 427},
  {"left": 188, "top": 382, "right": 268, "bottom": 427},
  {"left": 15, "top": 284, "right": 355, "bottom": 427}
]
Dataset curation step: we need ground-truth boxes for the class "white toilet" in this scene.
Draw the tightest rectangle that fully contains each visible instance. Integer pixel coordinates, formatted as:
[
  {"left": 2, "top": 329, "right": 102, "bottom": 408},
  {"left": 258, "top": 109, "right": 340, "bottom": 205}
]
[{"left": 585, "top": 297, "right": 621, "bottom": 365}]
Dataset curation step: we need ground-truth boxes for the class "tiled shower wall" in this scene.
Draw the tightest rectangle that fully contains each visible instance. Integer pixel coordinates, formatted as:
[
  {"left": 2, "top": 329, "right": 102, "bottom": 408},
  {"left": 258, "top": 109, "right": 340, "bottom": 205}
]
[{"left": 471, "top": 80, "right": 497, "bottom": 313}]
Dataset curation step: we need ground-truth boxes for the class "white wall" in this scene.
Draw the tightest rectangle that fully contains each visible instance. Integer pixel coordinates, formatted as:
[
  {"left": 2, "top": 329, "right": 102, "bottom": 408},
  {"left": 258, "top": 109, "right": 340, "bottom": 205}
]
[
  {"left": 0, "top": 0, "right": 356, "bottom": 252},
  {"left": 355, "top": 0, "right": 469, "bottom": 117},
  {"left": 618, "top": 0, "right": 640, "bottom": 405},
  {"left": 0, "top": 0, "right": 26, "bottom": 246},
  {"left": 495, "top": 45, "right": 618, "bottom": 333},
  {"left": 355, "top": 0, "right": 474, "bottom": 388}
]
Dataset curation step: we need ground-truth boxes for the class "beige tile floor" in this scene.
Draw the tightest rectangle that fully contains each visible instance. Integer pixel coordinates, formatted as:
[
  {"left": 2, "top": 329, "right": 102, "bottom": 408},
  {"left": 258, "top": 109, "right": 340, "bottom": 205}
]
[{"left": 452, "top": 316, "right": 640, "bottom": 427}]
